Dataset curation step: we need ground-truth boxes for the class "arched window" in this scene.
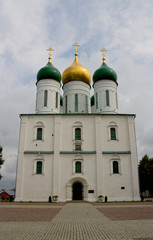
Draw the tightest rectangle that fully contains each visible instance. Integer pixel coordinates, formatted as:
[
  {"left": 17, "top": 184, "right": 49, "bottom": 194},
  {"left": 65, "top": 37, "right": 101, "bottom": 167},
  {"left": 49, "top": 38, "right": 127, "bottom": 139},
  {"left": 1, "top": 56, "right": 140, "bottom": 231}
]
[
  {"left": 113, "top": 161, "right": 119, "bottom": 174},
  {"left": 106, "top": 90, "right": 110, "bottom": 106},
  {"left": 56, "top": 92, "right": 58, "bottom": 108},
  {"left": 75, "top": 161, "right": 81, "bottom": 173},
  {"left": 95, "top": 92, "right": 98, "bottom": 109},
  {"left": 85, "top": 95, "right": 88, "bottom": 113},
  {"left": 75, "top": 128, "right": 81, "bottom": 140},
  {"left": 37, "top": 128, "right": 42, "bottom": 140},
  {"left": 44, "top": 90, "right": 48, "bottom": 107},
  {"left": 75, "top": 94, "right": 78, "bottom": 112},
  {"left": 36, "top": 161, "right": 42, "bottom": 174},
  {"left": 73, "top": 122, "right": 83, "bottom": 151},
  {"left": 110, "top": 128, "right": 116, "bottom": 140}
]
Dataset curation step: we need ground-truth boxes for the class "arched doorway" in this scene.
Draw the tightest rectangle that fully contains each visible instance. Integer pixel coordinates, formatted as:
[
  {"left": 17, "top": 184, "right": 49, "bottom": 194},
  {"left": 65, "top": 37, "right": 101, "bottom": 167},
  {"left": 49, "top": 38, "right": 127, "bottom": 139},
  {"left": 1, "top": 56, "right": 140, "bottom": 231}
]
[
  {"left": 72, "top": 181, "right": 83, "bottom": 200},
  {"left": 66, "top": 177, "right": 88, "bottom": 201}
]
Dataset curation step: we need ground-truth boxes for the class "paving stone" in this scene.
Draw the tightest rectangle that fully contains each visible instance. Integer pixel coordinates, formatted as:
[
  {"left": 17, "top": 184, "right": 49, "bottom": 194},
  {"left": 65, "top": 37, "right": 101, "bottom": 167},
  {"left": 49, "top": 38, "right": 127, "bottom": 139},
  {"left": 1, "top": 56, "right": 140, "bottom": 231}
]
[{"left": 0, "top": 203, "right": 153, "bottom": 240}]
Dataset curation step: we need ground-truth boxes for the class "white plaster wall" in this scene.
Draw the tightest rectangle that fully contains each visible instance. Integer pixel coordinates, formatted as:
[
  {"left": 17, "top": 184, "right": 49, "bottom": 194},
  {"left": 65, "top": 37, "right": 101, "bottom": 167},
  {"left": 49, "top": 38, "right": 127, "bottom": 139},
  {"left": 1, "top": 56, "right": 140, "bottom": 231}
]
[
  {"left": 59, "top": 154, "right": 97, "bottom": 201},
  {"left": 24, "top": 115, "right": 55, "bottom": 152},
  {"left": 20, "top": 154, "right": 53, "bottom": 201},
  {"left": 15, "top": 114, "right": 140, "bottom": 202},
  {"left": 101, "top": 115, "right": 130, "bottom": 151},
  {"left": 102, "top": 154, "right": 135, "bottom": 201},
  {"left": 15, "top": 116, "right": 28, "bottom": 201},
  {"left": 60, "top": 115, "right": 96, "bottom": 151}
]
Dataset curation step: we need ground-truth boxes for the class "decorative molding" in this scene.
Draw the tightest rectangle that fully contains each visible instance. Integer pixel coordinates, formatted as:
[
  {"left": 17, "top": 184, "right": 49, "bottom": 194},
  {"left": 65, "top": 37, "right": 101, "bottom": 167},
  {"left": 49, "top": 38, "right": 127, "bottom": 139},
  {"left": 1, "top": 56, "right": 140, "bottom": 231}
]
[
  {"left": 102, "top": 151, "right": 131, "bottom": 154},
  {"left": 24, "top": 151, "right": 54, "bottom": 154},
  {"left": 20, "top": 113, "right": 136, "bottom": 117},
  {"left": 24, "top": 150, "right": 96, "bottom": 154},
  {"left": 60, "top": 151, "right": 96, "bottom": 154}
]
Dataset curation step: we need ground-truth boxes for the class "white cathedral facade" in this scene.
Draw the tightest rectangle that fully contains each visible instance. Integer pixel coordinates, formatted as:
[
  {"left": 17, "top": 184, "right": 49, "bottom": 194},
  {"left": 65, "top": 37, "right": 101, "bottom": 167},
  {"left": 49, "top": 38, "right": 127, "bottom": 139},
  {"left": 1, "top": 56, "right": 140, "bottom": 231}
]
[{"left": 15, "top": 44, "right": 140, "bottom": 202}]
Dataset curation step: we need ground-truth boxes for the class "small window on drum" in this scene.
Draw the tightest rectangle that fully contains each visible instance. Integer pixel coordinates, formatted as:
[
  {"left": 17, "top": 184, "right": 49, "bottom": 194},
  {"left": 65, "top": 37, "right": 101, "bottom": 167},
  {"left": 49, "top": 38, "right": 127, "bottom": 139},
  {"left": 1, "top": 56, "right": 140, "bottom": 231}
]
[
  {"left": 56, "top": 92, "right": 58, "bottom": 108},
  {"left": 44, "top": 90, "right": 48, "bottom": 107},
  {"left": 106, "top": 90, "right": 110, "bottom": 106},
  {"left": 75, "top": 94, "right": 78, "bottom": 112}
]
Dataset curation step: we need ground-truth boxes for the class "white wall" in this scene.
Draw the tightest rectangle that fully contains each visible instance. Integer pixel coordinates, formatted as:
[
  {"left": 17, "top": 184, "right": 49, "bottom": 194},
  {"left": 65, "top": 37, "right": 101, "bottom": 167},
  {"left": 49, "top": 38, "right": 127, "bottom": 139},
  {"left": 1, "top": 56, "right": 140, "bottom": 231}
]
[{"left": 15, "top": 114, "right": 140, "bottom": 202}]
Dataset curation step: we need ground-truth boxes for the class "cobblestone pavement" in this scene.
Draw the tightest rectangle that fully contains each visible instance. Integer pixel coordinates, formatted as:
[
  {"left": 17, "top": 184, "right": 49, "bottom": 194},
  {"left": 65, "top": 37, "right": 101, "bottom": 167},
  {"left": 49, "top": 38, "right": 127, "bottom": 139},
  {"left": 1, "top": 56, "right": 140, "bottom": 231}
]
[{"left": 0, "top": 202, "right": 153, "bottom": 240}]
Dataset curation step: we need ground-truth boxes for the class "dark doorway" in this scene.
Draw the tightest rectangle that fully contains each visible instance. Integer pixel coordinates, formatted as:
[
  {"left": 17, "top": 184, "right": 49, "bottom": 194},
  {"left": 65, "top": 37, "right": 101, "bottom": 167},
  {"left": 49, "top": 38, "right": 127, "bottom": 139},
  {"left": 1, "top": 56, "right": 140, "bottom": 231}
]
[{"left": 72, "top": 181, "right": 83, "bottom": 200}]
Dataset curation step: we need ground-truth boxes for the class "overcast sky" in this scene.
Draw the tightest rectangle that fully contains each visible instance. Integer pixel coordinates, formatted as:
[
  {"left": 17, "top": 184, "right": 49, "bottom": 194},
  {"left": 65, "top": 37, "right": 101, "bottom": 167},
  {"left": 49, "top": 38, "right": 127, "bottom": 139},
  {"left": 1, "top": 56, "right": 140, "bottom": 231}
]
[{"left": 0, "top": 0, "right": 153, "bottom": 191}]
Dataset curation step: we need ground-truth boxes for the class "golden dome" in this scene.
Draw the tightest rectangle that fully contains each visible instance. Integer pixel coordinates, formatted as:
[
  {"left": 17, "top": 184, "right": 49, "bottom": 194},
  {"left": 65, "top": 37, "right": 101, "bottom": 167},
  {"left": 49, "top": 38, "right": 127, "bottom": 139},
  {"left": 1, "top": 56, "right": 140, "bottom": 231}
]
[{"left": 62, "top": 54, "right": 91, "bottom": 86}]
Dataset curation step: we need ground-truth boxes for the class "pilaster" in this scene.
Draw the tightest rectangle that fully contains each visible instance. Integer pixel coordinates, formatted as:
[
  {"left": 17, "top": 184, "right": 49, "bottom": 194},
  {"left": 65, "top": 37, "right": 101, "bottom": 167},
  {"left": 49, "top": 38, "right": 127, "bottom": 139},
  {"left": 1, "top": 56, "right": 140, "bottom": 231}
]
[
  {"left": 15, "top": 116, "right": 28, "bottom": 201},
  {"left": 52, "top": 116, "right": 61, "bottom": 197}
]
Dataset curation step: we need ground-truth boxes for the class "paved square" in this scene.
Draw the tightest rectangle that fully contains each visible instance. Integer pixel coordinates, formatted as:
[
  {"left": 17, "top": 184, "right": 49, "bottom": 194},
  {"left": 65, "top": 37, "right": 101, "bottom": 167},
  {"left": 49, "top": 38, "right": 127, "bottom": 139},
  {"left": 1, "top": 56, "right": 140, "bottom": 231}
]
[
  {"left": 97, "top": 206, "right": 153, "bottom": 220},
  {"left": 0, "top": 202, "right": 153, "bottom": 240},
  {"left": 0, "top": 207, "right": 61, "bottom": 222}
]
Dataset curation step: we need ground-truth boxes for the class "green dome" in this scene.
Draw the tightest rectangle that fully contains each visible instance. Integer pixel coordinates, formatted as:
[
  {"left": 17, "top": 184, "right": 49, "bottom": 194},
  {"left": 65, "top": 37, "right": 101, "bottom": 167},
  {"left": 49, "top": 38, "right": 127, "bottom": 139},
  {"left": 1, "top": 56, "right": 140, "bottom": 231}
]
[
  {"left": 37, "top": 62, "right": 61, "bottom": 83},
  {"left": 93, "top": 63, "right": 117, "bottom": 84}
]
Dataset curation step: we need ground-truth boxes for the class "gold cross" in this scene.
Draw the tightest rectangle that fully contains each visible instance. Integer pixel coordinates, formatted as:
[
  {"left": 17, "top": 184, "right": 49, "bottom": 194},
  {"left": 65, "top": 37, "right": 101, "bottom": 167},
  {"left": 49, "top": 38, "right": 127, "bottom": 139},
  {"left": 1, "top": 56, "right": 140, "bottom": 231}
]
[
  {"left": 72, "top": 42, "right": 80, "bottom": 56},
  {"left": 47, "top": 47, "right": 54, "bottom": 62},
  {"left": 100, "top": 48, "right": 107, "bottom": 63}
]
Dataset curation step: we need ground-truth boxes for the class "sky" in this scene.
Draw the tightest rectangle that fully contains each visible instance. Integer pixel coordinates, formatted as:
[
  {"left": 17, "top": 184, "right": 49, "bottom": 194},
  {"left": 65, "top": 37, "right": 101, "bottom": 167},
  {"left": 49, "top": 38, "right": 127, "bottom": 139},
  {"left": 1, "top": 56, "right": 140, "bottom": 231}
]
[{"left": 0, "top": 0, "right": 153, "bottom": 191}]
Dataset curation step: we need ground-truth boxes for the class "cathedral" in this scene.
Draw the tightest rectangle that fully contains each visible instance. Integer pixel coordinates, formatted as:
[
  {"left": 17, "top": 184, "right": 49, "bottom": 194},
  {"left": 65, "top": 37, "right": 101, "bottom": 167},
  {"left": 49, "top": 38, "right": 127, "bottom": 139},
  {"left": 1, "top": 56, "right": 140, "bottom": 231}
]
[{"left": 15, "top": 43, "right": 140, "bottom": 202}]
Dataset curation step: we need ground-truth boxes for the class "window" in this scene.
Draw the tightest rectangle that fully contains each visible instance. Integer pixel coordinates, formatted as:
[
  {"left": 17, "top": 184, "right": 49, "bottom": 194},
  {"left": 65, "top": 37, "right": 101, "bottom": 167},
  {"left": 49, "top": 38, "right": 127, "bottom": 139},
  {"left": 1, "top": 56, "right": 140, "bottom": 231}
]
[
  {"left": 113, "top": 161, "right": 119, "bottom": 174},
  {"left": 36, "top": 161, "right": 42, "bottom": 174},
  {"left": 34, "top": 121, "right": 44, "bottom": 141},
  {"left": 85, "top": 95, "right": 88, "bottom": 113},
  {"left": 73, "top": 157, "right": 84, "bottom": 174},
  {"left": 108, "top": 121, "right": 118, "bottom": 141},
  {"left": 106, "top": 90, "right": 110, "bottom": 106},
  {"left": 75, "top": 161, "right": 81, "bottom": 173},
  {"left": 33, "top": 154, "right": 44, "bottom": 175},
  {"left": 75, "top": 128, "right": 81, "bottom": 140},
  {"left": 73, "top": 122, "right": 83, "bottom": 151},
  {"left": 96, "top": 92, "right": 98, "bottom": 109},
  {"left": 56, "top": 92, "right": 58, "bottom": 108},
  {"left": 75, "top": 94, "right": 78, "bottom": 112},
  {"left": 110, "top": 155, "right": 120, "bottom": 175},
  {"left": 37, "top": 128, "right": 42, "bottom": 140},
  {"left": 110, "top": 128, "right": 116, "bottom": 140},
  {"left": 44, "top": 90, "right": 48, "bottom": 107}
]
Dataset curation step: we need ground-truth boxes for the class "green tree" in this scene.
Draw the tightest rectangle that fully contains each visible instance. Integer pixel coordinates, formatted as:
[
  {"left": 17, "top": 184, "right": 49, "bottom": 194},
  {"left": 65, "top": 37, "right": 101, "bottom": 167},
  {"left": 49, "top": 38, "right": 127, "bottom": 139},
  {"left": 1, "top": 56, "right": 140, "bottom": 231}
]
[
  {"left": 0, "top": 146, "right": 5, "bottom": 180},
  {"left": 139, "top": 154, "right": 153, "bottom": 195}
]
